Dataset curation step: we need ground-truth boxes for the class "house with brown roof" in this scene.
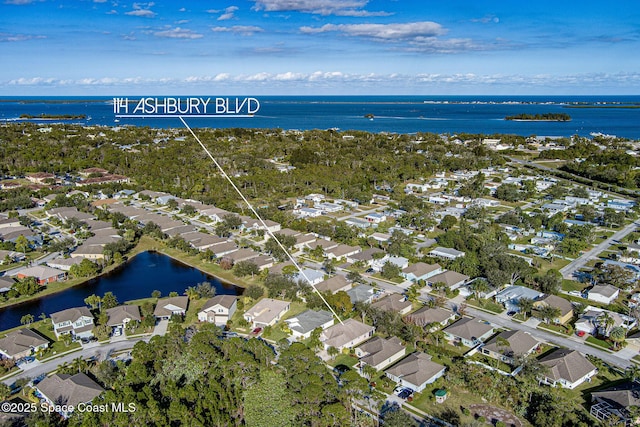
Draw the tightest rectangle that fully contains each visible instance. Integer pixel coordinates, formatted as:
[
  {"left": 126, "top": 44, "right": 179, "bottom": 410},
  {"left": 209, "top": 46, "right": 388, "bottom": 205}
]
[
  {"left": 153, "top": 296, "right": 189, "bottom": 320},
  {"left": 443, "top": 317, "right": 494, "bottom": 347},
  {"left": 371, "top": 293, "right": 413, "bottom": 315},
  {"left": 405, "top": 306, "right": 456, "bottom": 329},
  {"left": 244, "top": 298, "right": 290, "bottom": 328},
  {"left": 427, "top": 270, "right": 470, "bottom": 290},
  {"left": 325, "top": 244, "right": 361, "bottom": 260},
  {"left": 26, "top": 172, "right": 55, "bottom": 184},
  {"left": 590, "top": 381, "right": 640, "bottom": 426},
  {"left": 0, "top": 328, "right": 49, "bottom": 360},
  {"left": 36, "top": 373, "right": 104, "bottom": 417},
  {"left": 314, "top": 275, "right": 352, "bottom": 294},
  {"left": 319, "top": 318, "right": 374, "bottom": 352},
  {"left": 355, "top": 336, "right": 406, "bottom": 371},
  {"left": 198, "top": 295, "right": 238, "bottom": 326},
  {"left": 533, "top": 294, "right": 574, "bottom": 325},
  {"left": 106, "top": 305, "right": 141, "bottom": 333},
  {"left": 480, "top": 330, "right": 540, "bottom": 365},
  {"left": 385, "top": 352, "right": 446, "bottom": 392},
  {"left": 51, "top": 307, "right": 94, "bottom": 339},
  {"left": 539, "top": 349, "right": 597, "bottom": 389}
]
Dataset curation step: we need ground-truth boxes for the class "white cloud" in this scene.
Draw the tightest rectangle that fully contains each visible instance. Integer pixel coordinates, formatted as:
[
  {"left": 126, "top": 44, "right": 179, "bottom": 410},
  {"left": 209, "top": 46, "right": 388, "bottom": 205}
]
[
  {"left": 153, "top": 27, "right": 203, "bottom": 39},
  {"left": 218, "top": 5, "right": 239, "bottom": 21},
  {"left": 4, "top": 0, "right": 38, "bottom": 4},
  {"left": 0, "top": 32, "right": 45, "bottom": 42},
  {"left": 125, "top": 2, "right": 156, "bottom": 17},
  {"left": 251, "top": 0, "right": 389, "bottom": 17},
  {"left": 212, "top": 25, "right": 263, "bottom": 36},
  {"left": 300, "top": 21, "right": 446, "bottom": 40}
]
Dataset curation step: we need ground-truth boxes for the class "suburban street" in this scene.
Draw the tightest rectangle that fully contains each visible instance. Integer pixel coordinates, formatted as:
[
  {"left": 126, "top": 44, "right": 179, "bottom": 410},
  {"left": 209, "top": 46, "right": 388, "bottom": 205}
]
[
  {"left": 2, "top": 337, "right": 149, "bottom": 386},
  {"left": 559, "top": 220, "right": 639, "bottom": 279}
]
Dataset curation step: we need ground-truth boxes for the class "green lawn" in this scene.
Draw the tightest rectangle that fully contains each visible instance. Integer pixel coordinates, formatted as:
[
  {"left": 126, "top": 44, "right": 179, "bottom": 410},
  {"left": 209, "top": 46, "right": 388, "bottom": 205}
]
[
  {"left": 327, "top": 353, "right": 359, "bottom": 369},
  {"left": 466, "top": 299, "right": 504, "bottom": 314},
  {"left": 586, "top": 335, "right": 613, "bottom": 351},
  {"left": 562, "top": 279, "right": 588, "bottom": 293},
  {"left": 537, "top": 322, "right": 571, "bottom": 336}
]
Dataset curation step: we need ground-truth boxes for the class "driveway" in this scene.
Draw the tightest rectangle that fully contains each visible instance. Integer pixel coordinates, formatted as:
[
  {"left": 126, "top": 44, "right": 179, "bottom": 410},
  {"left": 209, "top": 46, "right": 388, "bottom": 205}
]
[{"left": 153, "top": 319, "right": 169, "bottom": 336}]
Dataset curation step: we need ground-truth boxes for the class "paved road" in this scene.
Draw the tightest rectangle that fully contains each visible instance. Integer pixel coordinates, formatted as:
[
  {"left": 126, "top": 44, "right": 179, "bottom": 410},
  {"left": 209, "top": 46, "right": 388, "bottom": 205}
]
[
  {"left": 2, "top": 337, "right": 149, "bottom": 386},
  {"left": 459, "top": 304, "right": 633, "bottom": 370},
  {"left": 559, "top": 220, "right": 639, "bottom": 279}
]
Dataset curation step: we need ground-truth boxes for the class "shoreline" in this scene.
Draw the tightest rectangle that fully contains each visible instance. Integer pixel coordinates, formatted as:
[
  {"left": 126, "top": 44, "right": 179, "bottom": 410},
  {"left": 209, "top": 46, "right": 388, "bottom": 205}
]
[{"left": 0, "top": 236, "right": 247, "bottom": 311}]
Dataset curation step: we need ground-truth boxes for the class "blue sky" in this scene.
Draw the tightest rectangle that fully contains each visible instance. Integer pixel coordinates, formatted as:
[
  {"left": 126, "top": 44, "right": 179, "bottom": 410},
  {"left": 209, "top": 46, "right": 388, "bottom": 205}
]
[{"left": 1, "top": 0, "right": 639, "bottom": 95}]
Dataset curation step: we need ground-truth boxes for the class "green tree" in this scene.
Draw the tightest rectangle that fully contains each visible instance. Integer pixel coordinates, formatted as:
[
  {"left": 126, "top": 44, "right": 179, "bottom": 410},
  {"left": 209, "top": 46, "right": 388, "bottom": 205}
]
[
  {"left": 245, "top": 285, "right": 264, "bottom": 300},
  {"left": 102, "top": 291, "right": 118, "bottom": 310},
  {"left": 15, "top": 234, "right": 30, "bottom": 254},
  {"left": 0, "top": 382, "right": 10, "bottom": 401},
  {"left": 20, "top": 313, "right": 34, "bottom": 326},
  {"left": 609, "top": 326, "right": 626, "bottom": 350},
  {"left": 518, "top": 297, "right": 534, "bottom": 319},
  {"left": 233, "top": 260, "right": 260, "bottom": 277},
  {"left": 439, "top": 215, "right": 458, "bottom": 231},
  {"left": 381, "top": 262, "right": 401, "bottom": 280},
  {"left": 536, "top": 305, "right": 561, "bottom": 324},
  {"left": 327, "top": 346, "right": 339, "bottom": 360},
  {"left": 13, "top": 276, "right": 39, "bottom": 296}
]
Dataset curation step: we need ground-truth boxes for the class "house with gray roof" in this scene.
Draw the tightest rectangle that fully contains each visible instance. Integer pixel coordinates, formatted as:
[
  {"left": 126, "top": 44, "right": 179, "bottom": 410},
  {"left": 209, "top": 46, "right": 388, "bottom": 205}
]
[
  {"left": 401, "top": 262, "right": 443, "bottom": 283},
  {"left": 494, "top": 285, "right": 544, "bottom": 313},
  {"left": 480, "top": 330, "right": 540, "bottom": 365},
  {"left": 587, "top": 284, "right": 620, "bottom": 305},
  {"left": 244, "top": 298, "right": 290, "bottom": 328},
  {"left": 36, "top": 373, "right": 104, "bottom": 417},
  {"left": 429, "top": 246, "right": 465, "bottom": 260},
  {"left": 347, "top": 284, "right": 375, "bottom": 304},
  {"left": 443, "top": 317, "right": 494, "bottom": 347},
  {"left": 385, "top": 352, "right": 446, "bottom": 392},
  {"left": 153, "top": 296, "right": 189, "bottom": 320},
  {"left": 590, "top": 381, "right": 640, "bottom": 426},
  {"left": 0, "top": 328, "right": 49, "bottom": 360},
  {"left": 355, "top": 336, "right": 406, "bottom": 371},
  {"left": 285, "top": 309, "right": 334, "bottom": 340},
  {"left": 539, "top": 349, "right": 597, "bottom": 389},
  {"left": 51, "top": 306, "right": 94, "bottom": 339},
  {"left": 325, "top": 244, "right": 361, "bottom": 260},
  {"left": 293, "top": 268, "right": 324, "bottom": 286},
  {"left": 319, "top": 318, "right": 374, "bottom": 351}
]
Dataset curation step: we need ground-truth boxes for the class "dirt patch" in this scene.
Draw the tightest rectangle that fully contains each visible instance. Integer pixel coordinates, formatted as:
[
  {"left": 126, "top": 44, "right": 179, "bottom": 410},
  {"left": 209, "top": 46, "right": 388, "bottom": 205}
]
[{"left": 468, "top": 404, "right": 523, "bottom": 427}]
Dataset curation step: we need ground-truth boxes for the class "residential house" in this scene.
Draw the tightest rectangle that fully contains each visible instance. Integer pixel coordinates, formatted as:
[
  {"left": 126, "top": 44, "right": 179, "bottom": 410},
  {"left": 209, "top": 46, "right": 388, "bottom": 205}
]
[
  {"left": 405, "top": 307, "right": 456, "bottom": 329},
  {"left": 325, "top": 244, "right": 361, "bottom": 260},
  {"left": 153, "top": 296, "right": 189, "bottom": 320},
  {"left": 575, "top": 307, "right": 636, "bottom": 337},
  {"left": 70, "top": 244, "right": 106, "bottom": 260},
  {"left": 346, "top": 248, "right": 384, "bottom": 264},
  {"left": 480, "top": 330, "right": 540, "bottom": 365},
  {"left": 364, "top": 213, "right": 387, "bottom": 224},
  {"left": 197, "top": 295, "right": 238, "bottom": 327},
  {"left": 106, "top": 305, "right": 142, "bottom": 333},
  {"left": 429, "top": 247, "right": 465, "bottom": 260},
  {"left": 314, "top": 275, "right": 352, "bottom": 294},
  {"left": 15, "top": 265, "right": 67, "bottom": 285},
  {"left": 385, "top": 352, "right": 446, "bottom": 392},
  {"left": 533, "top": 295, "right": 574, "bottom": 325},
  {"left": 494, "top": 285, "right": 544, "bottom": 313},
  {"left": 244, "top": 298, "right": 290, "bottom": 328},
  {"left": 539, "top": 349, "right": 597, "bottom": 389},
  {"left": 443, "top": 317, "right": 494, "bottom": 347},
  {"left": 285, "top": 309, "right": 334, "bottom": 340},
  {"left": 347, "top": 284, "right": 375, "bottom": 304},
  {"left": 50, "top": 307, "right": 95, "bottom": 339},
  {"left": 590, "top": 381, "right": 640, "bottom": 426},
  {"left": 36, "top": 373, "right": 104, "bottom": 417},
  {"left": 371, "top": 294, "right": 413, "bottom": 315},
  {"left": 344, "top": 218, "right": 371, "bottom": 229},
  {"left": 0, "top": 328, "right": 49, "bottom": 360},
  {"left": 319, "top": 318, "right": 374, "bottom": 351},
  {"left": 293, "top": 268, "right": 325, "bottom": 286},
  {"left": 355, "top": 336, "right": 406, "bottom": 371},
  {"left": 587, "top": 284, "right": 620, "bottom": 305},
  {"left": 401, "top": 262, "right": 443, "bottom": 283},
  {"left": 46, "top": 257, "right": 83, "bottom": 272},
  {"left": 428, "top": 270, "right": 470, "bottom": 290}
]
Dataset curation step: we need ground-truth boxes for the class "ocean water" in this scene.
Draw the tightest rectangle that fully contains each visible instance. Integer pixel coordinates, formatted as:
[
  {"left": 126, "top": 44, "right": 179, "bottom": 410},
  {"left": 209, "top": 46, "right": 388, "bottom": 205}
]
[{"left": 1, "top": 95, "right": 639, "bottom": 139}]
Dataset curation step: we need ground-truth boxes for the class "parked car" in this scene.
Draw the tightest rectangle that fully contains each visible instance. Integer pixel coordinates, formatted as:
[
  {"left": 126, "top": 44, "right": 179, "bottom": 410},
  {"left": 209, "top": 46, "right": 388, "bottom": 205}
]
[
  {"left": 398, "top": 388, "right": 413, "bottom": 399},
  {"left": 251, "top": 327, "right": 262, "bottom": 335}
]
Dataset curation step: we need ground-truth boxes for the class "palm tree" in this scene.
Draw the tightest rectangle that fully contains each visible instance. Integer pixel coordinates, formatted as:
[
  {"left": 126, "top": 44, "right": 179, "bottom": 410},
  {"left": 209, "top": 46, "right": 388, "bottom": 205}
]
[
  {"left": 537, "top": 305, "right": 561, "bottom": 324},
  {"left": 184, "top": 286, "right": 199, "bottom": 301},
  {"left": 361, "top": 364, "right": 378, "bottom": 381},
  {"left": 327, "top": 346, "right": 339, "bottom": 360},
  {"left": 625, "top": 365, "right": 640, "bottom": 382},
  {"left": 470, "top": 279, "right": 489, "bottom": 301},
  {"left": 599, "top": 312, "right": 615, "bottom": 336},
  {"left": 609, "top": 326, "right": 626, "bottom": 350},
  {"left": 518, "top": 297, "right": 534, "bottom": 319},
  {"left": 20, "top": 314, "right": 34, "bottom": 326}
]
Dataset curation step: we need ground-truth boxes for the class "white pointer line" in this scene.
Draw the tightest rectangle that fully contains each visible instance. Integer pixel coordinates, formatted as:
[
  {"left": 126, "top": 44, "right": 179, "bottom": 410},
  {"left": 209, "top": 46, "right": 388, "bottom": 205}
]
[{"left": 179, "top": 116, "right": 344, "bottom": 325}]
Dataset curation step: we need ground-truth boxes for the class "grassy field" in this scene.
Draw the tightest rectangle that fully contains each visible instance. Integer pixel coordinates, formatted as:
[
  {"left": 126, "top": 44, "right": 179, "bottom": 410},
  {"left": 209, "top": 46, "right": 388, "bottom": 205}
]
[{"left": 466, "top": 298, "right": 504, "bottom": 314}]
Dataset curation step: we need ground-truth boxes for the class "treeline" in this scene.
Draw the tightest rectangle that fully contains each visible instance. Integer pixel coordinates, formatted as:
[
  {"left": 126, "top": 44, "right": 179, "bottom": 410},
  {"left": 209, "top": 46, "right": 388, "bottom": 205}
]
[
  {"left": 505, "top": 113, "right": 571, "bottom": 121},
  {"left": 19, "top": 114, "right": 87, "bottom": 119}
]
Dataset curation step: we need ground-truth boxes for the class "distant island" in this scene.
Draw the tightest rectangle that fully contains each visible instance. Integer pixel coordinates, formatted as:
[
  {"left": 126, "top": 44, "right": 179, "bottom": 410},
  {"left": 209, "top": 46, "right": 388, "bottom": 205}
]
[
  {"left": 19, "top": 113, "right": 87, "bottom": 120},
  {"left": 364, "top": 113, "right": 374, "bottom": 119},
  {"left": 505, "top": 113, "right": 571, "bottom": 121}
]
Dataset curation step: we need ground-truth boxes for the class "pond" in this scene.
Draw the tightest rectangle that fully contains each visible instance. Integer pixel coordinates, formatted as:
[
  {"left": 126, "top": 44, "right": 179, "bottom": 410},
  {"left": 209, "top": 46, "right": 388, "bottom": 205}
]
[{"left": 0, "top": 251, "right": 242, "bottom": 330}]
